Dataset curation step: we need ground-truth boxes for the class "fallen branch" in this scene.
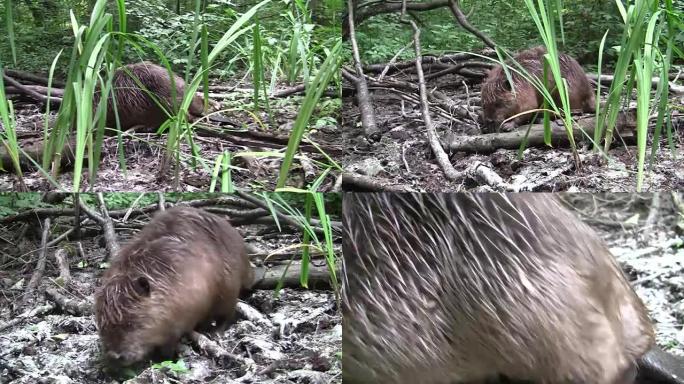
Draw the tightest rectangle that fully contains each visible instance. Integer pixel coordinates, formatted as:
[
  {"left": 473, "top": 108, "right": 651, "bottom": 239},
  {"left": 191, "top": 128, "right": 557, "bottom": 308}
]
[
  {"left": 78, "top": 195, "right": 120, "bottom": 260},
  {"left": 402, "top": 7, "right": 463, "bottom": 181},
  {"left": 444, "top": 113, "right": 637, "bottom": 154},
  {"left": 190, "top": 331, "right": 258, "bottom": 381},
  {"left": 447, "top": 0, "right": 495, "bottom": 48},
  {"left": 3, "top": 68, "right": 65, "bottom": 88},
  {"left": 45, "top": 288, "right": 91, "bottom": 316},
  {"left": 587, "top": 73, "right": 684, "bottom": 95},
  {"left": 53, "top": 249, "right": 71, "bottom": 287},
  {"left": 252, "top": 262, "right": 338, "bottom": 290},
  {"left": 0, "top": 134, "right": 77, "bottom": 172},
  {"left": 0, "top": 304, "right": 54, "bottom": 332},
  {"left": 235, "top": 191, "right": 337, "bottom": 235},
  {"left": 362, "top": 51, "right": 495, "bottom": 74},
  {"left": 2, "top": 74, "right": 62, "bottom": 108},
  {"left": 345, "top": 0, "right": 450, "bottom": 36},
  {"left": 26, "top": 217, "right": 51, "bottom": 292},
  {"left": 341, "top": 172, "right": 416, "bottom": 192},
  {"left": 345, "top": 1, "right": 380, "bottom": 140}
]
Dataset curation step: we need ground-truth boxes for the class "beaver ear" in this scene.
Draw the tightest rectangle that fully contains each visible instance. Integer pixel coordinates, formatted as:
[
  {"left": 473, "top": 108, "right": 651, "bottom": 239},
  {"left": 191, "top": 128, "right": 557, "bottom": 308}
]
[{"left": 133, "top": 276, "right": 151, "bottom": 297}]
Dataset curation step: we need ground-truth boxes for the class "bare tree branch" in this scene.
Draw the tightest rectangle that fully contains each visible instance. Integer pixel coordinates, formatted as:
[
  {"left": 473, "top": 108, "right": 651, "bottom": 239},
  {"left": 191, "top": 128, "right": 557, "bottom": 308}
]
[
  {"left": 400, "top": 1, "right": 463, "bottom": 181},
  {"left": 447, "top": 0, "right": 496, "bottom": 48},
  {"left": 346, "top": 0, "right": 380, "bottom": 139}
]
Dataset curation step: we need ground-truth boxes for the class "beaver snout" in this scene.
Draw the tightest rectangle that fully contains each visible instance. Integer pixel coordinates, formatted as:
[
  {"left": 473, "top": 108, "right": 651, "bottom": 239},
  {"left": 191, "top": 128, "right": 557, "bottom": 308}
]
[{"left": 102, "top": 347, "right": 146, "bottom": 367}]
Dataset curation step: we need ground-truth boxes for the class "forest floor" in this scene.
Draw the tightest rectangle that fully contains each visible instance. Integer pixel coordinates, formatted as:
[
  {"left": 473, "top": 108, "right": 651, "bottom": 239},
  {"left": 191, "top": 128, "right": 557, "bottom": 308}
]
[
  {"left": 565, "top": 193, "right": 684, "bottom": 357},
  {"left": 0, "top": 77, "right": 342, "bottom": 192},
  {"left": 0, "top": 212, "right": 341, "bottom": 383},
  {"left": 342, "top": 72, "right": 684, "bottom": 192}
]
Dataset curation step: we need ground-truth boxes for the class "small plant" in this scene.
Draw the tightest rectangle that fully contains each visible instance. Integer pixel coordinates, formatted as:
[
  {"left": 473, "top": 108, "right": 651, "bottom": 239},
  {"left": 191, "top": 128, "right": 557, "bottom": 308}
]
[{"left": 151, "top": 359, "right": 189, "bottom": 373}]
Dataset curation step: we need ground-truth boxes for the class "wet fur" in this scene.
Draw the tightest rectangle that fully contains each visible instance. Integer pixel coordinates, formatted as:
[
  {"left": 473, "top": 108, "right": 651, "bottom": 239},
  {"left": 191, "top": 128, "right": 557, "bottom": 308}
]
[
  {"left": 94, "top": 206, "right": 253, "bottom": 366},
  {"left": 93, "top": 62, "right": 205, "bottom": 131},
  {"left": 481, "top": 46, "right": 596, "bottom": 131},
  {"left": 342, "top": 193, "right": 654, "bottom": 384}
]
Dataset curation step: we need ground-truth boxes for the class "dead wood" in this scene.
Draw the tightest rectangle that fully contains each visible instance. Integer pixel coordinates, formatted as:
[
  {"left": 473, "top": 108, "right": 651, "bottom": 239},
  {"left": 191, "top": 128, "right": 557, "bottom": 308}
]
[
  {"left": 78, "top": 195, "right": 120, "bottom": 260},
  {"left": 45, "top": 287, "right": 91, "bottom": 316},
  {"left": 26, "top": 217, "right": 51, "bottom": 292},
  {"left": 53, "top": 249, "right": 71, "bottom": 287},
  {"left": 0, "top": 197, "right": 259, "bottom": 226},
  {"left": 252, "top": 262, "right": 339, "bottom": 290},
  {"left": 0, "top": 134, "right": 78, "bottom": 172},
  {"left": 0, "top": 207, "right": 76, "bottom": 225},
  {"left": 363, "top": 52, "right": 495, "bottom": 75},
  {"left": 195, "top": 125, "right": 338, "bottom": 155},
  {"left": 341, "top": 172, "right": 416, "bottom": 192},
  {"left": 351, "top": 68, "right": 479, "bottom": 123},
  {"left": 270, "top": 84, "right": 338, "bottom": 98},
  {"left": 587, "top": 73, "right": 684, "bottom": 95},
  {"left": 401, "top": 7, "right": 463, "bottom": 181},
  {"left": 344, "top": 0, "right": 450, "bottom": 37},
  {"left": 2, "top": 74, "right": 62, "bottom": 108},
  {"left": 190, "top": 331, "right": 257, "bottom": 377},
  {"left": 345, "top": 0, "right": 380, "bottom": 140},
  {"left": 0, "top": 304, "right": 54, "bottom": 332},
  {"left": 3, "top": 84, "right": 65, "bottom": 98},
  {"left": 447, "top": 0, "right": 495, "bottom": 48},
  {"left": 235, "top": 191, "right": 340, "bottom": 235},
  {"left": 3, "top": 68, "right": 65, "bottom": 88},
  {"left": 423, "top": 60, "right": 491, "bottom": 81},
  {"left": 444, "top": 113, "right": 637, "bottom": 154}
]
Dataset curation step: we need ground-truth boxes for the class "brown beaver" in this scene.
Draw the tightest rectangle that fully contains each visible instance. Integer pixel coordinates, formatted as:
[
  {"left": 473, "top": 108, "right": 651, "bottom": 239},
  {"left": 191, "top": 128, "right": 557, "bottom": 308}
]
[
  {"left": 342, "top": 193, "right": 662, "bottom": 384},
  {"left": 94, "top": 62, "right": 205, "bottom": 131},
  {"left": 481, "top": 46, "right": 596, "bottom": 132},
  {"left": 93, "top": 206, "right": 253, "bottom": 366}
]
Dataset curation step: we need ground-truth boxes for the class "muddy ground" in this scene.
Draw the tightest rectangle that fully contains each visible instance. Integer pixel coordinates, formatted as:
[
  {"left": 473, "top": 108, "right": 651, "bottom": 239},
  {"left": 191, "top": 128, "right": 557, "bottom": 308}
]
[
  {"left": 564, "top": 193, "right": 684, "bottom": 356},
  {"left": 0, "top": 78, "right": 342, "bottom": 192},
  {"left": 0, "top": 205, "right": 342, "bottom": 383},
  {"left": 342, "top": 71, "right": 684, "bottom": 192}
]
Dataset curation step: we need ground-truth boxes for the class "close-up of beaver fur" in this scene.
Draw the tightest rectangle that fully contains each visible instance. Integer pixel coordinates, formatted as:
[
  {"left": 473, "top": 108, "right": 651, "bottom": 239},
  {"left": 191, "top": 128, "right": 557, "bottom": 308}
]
[{"left": 342, "top": 193, "right": 684, "bottom": 384}]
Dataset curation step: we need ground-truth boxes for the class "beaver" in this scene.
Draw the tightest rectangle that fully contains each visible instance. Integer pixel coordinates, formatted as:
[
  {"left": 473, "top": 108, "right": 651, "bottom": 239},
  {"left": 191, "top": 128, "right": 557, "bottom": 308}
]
[
  {"left": 481, "top": 46, "right": 596, "bottom": 132},
  {"left": 93, "top": 206, "right": 253, "bottom": 366},
  {"left": 342, "top": 193, "right": 663, "bottom": 384},
  {"left": 94, "top": 62, "right": 205, "bottom": 131}
]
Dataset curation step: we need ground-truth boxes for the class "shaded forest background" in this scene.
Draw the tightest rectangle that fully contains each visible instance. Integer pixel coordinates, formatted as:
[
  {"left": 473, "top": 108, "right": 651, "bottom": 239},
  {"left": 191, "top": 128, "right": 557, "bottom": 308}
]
[
  {"left": 349, "top": 0, "right": 684, "bottom": 66},
  {"left": 0, "top": 0, "right": 342, "bottom": 77}
]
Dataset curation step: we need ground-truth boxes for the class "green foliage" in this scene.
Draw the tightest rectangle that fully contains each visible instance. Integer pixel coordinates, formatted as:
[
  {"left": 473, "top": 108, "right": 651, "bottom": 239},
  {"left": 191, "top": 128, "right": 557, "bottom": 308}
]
[
  {"left": 0, "top": 193, "right": 46, "bottom": 217},
  {"left": 258, "top": 191, "right": 339, "bottom": 297},
  {"left": 276, "top": 38, "right": 342, "bottom": 189},
  {"left": 352, "top": 0, "right": 626, "bottom": 66},
  {"left": 0, "top": 0, "right": 341, "bottom": 80},
  {"left": 151, "top": 359, "right": 189, "bottom": 373}
]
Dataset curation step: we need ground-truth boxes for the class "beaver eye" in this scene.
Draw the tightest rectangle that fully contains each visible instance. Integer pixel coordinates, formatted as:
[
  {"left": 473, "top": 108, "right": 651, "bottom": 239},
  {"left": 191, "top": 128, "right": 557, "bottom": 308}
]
[{"left": 133, "top": 276, "right": 151, "bottom": 297}]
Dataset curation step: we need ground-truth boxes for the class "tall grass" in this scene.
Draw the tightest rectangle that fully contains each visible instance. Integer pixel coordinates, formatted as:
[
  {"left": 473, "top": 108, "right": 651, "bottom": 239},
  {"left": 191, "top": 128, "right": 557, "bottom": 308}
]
[
  {"left": 597, "top": 0, "right": 678, "bottom": 191},
  {"left": 0, "top": 67, "right": 25, "bottom": 189},
  {"left": 38, "top": 0, "right": 270, "bottom": 191},
  {"left": 260, "top": 191, "right": 339, "bottom": 298},
  {"left": 519, "top": 0, "right": 679, "bottom": 189},
  {"left": 522, "top": 0, "right": 578, "bottom": 156},
  {"left": 5, "top": 0, "right": 337, "bottom": 190},
  {"left": 4, "top": 0, "right": 17, "bottom": 65},
  {"left": 276, "top": 39, "right": 342, "bottom": 189}
]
